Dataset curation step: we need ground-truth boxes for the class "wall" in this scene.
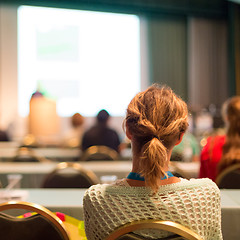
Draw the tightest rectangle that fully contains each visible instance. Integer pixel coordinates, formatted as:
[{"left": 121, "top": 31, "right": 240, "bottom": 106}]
[
  {"left": 0, "top": 4, "right": 25, "bottom": 140},
  {"left": 147, "top": 15, "right": 188, "bottom": 100},
  {"left": 188, "top": 18, "right": 228, "bottom": 109}
]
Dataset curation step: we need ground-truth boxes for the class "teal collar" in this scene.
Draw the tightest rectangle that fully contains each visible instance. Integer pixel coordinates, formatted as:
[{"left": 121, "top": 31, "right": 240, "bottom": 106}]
[
  {"left": 127, "top": 172, "right": 145, "bottom": 181},
  {"left": 127, "top": 171, "right": 174, "bottom": 181}
]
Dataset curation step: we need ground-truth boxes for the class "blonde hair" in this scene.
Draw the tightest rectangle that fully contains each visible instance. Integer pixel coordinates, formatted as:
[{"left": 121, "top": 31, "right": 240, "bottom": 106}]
[
  {"left": 218, "top": 96, "right": 240, "bottom": 173},
  {"left": 125, "top": 84, "right": 188, "bottom": 191}
]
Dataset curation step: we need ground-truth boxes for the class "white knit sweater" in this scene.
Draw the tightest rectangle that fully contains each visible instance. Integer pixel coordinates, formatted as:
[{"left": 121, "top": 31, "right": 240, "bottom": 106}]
[{"left": 83, "top": 178, "right": 222, "bottom": 240}]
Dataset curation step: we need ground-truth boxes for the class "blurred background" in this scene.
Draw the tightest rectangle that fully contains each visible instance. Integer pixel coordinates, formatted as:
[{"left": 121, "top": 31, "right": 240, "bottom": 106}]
[{"left": 0, "top": 0, "right": 239, "bottom": 147}]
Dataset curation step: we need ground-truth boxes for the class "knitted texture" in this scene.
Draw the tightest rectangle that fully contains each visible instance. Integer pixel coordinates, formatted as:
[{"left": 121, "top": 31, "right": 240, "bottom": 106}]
[{"left": 83, "top": 178, "right": 222, "bottom": 240}]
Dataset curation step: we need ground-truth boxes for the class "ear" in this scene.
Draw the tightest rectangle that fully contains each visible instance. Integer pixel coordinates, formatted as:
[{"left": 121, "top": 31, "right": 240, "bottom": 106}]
[
  {"left": 126, "top": 125, "right": 132, "bottom": 140},
  {"left": 175, "top": 132, "right": 184, "bottom": 146}
]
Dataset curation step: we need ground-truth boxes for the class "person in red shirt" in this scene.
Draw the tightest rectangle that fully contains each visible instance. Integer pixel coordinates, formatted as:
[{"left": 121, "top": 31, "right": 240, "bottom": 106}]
[
  {"left": 199, "top": 135, "right": 225, "bottom": 181},
  {"left": 199, "top": 96, "right": 240, "bottom": 181}
]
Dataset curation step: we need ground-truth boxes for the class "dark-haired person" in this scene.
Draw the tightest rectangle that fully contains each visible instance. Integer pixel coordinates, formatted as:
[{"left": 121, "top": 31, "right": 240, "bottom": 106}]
[
  {"left": 81, "top": 109, "right": 121, "bottom": 153},
  {"left": 0, "top": 129, "right": 9, "bottom": 141},
  {"left": 83, "top": 84, "right": 222, "bottom": 240}
]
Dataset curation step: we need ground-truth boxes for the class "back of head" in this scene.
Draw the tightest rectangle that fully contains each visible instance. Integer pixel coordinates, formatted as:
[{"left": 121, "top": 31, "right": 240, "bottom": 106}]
[
  {"left": 125, "top": 84, "right": 188, "bottom": 191},
  {"left": 223, "top": 96, "right": 240, "bottom": 136},
  {"left": 71, "top": 113, "right": 84, "bottom": 128},
  {"left": 97, "top": 109, "right": 110, "bottom": 124},
  {"left": 218, "top": 96, "right": 240, "bottom": 172}
]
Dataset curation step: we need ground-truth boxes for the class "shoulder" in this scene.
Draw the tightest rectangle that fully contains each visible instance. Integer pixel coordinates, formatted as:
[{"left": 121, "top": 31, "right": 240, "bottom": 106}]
[
  {"left": 85, "top": 126, "right": 97, "bottom": 133},
  {"left": 84, "top": 183, "right": 116, "bottom": 199},
  {"left": 180, "top": 177, "right": 218, "bottom": 188},
  {"left": 151, "top": 178, "right": 220, "bottom": 196},
  {"left": 201, "top": 135, "right": 225, "bottom": 158},
  {"left": 179, "top": 177, "right": 215, "bottom": 186},
  {"left": 82, "top": 126, "right": 97, "bottom": 138},
  {"left": 84, "top": 181, "right": 128, "bottom": 193},
  {"left": 105, "top": 127, "right": 119, "bottom": 135},
  {"left": 84, "top": 183, "right": 106, "bottom": 195},
  {"left": 204, "top": 135, "right": 226, "bottom": 149},
  {"left": 178, "top": 178, "right": 220, "bottom": 194},
  {"left": 84, "top": 178, "right": 219, "bottom": 196}
]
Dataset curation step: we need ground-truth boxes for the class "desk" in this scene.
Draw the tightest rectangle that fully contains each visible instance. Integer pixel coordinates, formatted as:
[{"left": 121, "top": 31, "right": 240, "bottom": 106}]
[
  {"left": 0, "top": 161, "right": 132, "bottom": 188},
  {"left": 0, "top": 189, "right": 85, "bottom": 220},
  {"left": 0, "top": 189, "right": 238, "bottom": 239},
  {"left": 221, "top": 190, "right": 240, "bottom": 240},
  {"left": 0, "top": 161, "right": 200, "bottom": 188},
  {"left": 0, "top": 147, "right": 81, "bottom": 162},
  {"left": 0, "top": 146, "right": 132, "bottom": 162}
]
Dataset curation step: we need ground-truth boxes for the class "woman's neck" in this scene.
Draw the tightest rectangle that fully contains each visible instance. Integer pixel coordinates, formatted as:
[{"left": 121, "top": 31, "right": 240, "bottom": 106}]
[
  {"left": 131, "top": 148, "right": 173, "bottom": 173},
  {"left": 128, "top": 140, "right": 180, "bottom": 187}
]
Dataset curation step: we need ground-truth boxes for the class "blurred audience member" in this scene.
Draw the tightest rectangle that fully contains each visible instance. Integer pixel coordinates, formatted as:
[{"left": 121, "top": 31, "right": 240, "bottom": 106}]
[
  {"left": 63, "top": 113, "right": 85, "bottom": 148},
  {"left": 81, "top": 109, "right": 121, "bottom": 153},
  {"left": 0, "top": 129, "right": 9, "bottom": 141},
  {"left": 29, "top": 88, "right": 60, "bottom": 146},
  {"left": 199, "top": 96, "right": 240, "bottom": 181},
  {"left": 171, "top": 131, "right": 200, "bottom": 162}
]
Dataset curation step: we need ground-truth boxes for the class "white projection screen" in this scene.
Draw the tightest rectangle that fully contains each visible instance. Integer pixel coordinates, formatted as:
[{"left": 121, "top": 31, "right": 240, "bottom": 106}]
[{"left": 18, "top": 6, "right": 140, "bottom": 117}]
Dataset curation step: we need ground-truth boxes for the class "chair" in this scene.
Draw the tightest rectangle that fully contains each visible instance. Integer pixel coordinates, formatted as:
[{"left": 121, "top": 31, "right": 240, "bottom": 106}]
[
  {"left": 42, "top": 162, "right": 99, "bottom": 188},
  {"left": 105, "top": 220, "right": 203, "bottom": 240},
  {"left": 80, "top": 145, "right": 119, "bottom": 161},
  {"left": 0, "top": 201, "right": 70, "bottom": 240},
  {"left": 11, "top": 147, "right": 49, "bottom": 162},
  {"left": 215, "top": 163, "right": 240, "bottom": 188}
]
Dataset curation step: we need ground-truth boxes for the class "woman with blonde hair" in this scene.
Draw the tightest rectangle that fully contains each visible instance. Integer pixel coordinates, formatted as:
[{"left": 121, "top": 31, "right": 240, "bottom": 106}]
[{"left": 83, "top": 84, "right": 222, "bottom": 240}]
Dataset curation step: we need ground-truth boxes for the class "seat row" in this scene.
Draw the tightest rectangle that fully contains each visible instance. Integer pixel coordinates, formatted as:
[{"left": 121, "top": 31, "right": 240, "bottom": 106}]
[{"left": 0, "top": 201, "right": 202, "bottom": 240}]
